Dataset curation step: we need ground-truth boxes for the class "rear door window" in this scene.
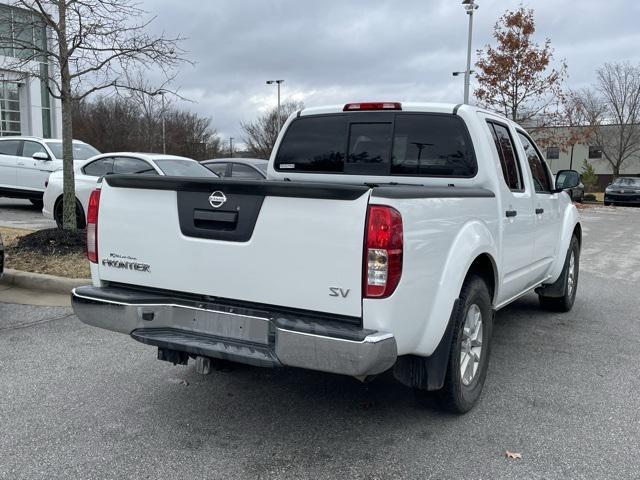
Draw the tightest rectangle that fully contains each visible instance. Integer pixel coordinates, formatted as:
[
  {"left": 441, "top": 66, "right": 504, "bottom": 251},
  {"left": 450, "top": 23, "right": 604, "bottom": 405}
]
[
  {"left": 83, "top": 157, "right": 114, "bottom": 176},
  {"left": 206, "top": 162, "right": 228, "bottom": 177},
  {"left": 275, "top": 113, "right": 476, "bottom": 177},
  {"left": 0, "top": 140, "right": 21, "bottom": 156},
  {"left": 113, "top": 157, "right": 155, "bottom": 174},
  {"left": 488, "top": 122, "right": 523, "bottom": 191},
  {"left": 231, "top": 163, "right": 264, "bottom": 179}
]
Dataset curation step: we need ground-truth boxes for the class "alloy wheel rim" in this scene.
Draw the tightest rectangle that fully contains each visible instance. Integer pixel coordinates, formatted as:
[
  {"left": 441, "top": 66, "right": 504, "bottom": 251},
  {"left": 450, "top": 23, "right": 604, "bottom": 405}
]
[
  {"left": 460, "top": 304, "right": 483, "bottom": 386},
  {"left": 567, "top": 251, "right": 576, "bottom": 297}
]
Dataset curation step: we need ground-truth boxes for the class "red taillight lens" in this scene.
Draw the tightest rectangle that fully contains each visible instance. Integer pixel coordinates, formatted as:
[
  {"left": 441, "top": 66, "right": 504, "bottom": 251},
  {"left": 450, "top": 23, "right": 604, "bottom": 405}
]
[
  {"left": 364, "top": 205, "right": 403, "bottom": 298},
  {"left": 86, "top": 189, "right": 101, "bottom": 263},
  {"left": 343, "top": 102, "right": 402, "bottom": 111}
]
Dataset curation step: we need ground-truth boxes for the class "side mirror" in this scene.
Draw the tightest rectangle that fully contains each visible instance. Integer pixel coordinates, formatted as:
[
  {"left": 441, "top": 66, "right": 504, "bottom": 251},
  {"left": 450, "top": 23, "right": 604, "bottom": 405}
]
[
  {"left": 555, "top": 169, "right": 580, "bottom": 192},
  {"left": 32, "top": 152, "right": 50, "bottom": 161}
]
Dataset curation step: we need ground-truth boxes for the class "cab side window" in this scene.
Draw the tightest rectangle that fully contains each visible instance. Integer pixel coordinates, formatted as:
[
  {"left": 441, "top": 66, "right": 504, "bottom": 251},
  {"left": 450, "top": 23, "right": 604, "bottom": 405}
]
[
  {"left": 487, "top": 122, "right": 523, "bottom": 191},
  {"left": 22, "top": 141, "right": 48, "bottom": 158},
  {"left": 517, "top": 132, "right": 552, "bottom": 193}
]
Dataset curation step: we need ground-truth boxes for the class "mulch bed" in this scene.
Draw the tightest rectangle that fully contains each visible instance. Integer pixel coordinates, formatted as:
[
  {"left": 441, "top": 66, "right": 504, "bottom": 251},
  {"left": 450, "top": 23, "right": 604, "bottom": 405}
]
[
  {"left": 2, "top": 227, "right": 90, "bottom": 278},
  {"left": 13, "top": 228, "right": 85, "bottom": 256}
]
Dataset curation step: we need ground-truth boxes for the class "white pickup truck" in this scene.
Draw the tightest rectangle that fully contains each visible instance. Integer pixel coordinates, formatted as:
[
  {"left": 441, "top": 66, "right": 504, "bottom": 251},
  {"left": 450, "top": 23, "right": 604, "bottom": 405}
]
[{"left": 72, "top": 102, "right": 582, "bottom": 413}]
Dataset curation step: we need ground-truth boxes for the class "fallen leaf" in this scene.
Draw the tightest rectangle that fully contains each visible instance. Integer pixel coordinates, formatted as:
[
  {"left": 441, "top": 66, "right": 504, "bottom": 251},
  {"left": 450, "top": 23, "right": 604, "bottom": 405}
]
[
  {"left": 505, "top": 451, "right": 522, "bottom": 460},
  {"left": 179, "top": 379, "right": 189, "bottom": 386}
]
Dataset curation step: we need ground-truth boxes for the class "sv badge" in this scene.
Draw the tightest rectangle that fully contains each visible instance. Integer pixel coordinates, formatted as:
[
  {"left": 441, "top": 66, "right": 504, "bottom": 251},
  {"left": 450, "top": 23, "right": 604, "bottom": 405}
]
[{"left": 329, "top": 287, "right": 350, "bottom": 298}]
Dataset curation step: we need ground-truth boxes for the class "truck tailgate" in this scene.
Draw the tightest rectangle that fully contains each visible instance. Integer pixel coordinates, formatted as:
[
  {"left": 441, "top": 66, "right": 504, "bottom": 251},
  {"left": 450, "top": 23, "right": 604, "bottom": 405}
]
[{"left": 96, "top": 177, "right": 371, "bottom": 317}]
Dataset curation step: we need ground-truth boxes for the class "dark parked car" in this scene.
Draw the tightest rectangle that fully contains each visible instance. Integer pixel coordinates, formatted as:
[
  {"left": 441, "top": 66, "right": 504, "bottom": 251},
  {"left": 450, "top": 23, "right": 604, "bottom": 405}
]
[
  {"left": 556, "top": 170, "right": 584, "bottom": 202},
  {"left": 604, "top": 177, "right": 640, "bottom": 206},
  {"left": 202, "top": 158, "right": 268, "bottom": 180}
]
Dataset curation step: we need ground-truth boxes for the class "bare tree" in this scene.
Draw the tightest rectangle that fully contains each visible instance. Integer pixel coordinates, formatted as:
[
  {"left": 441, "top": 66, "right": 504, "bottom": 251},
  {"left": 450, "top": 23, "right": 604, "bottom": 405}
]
[
  {"left": 0, "top": 0, "right": 186, "bottom": 231},
  {"left": 474, "top": 7, "right": 567, "bottom": 127},
  {"left": 72, "top": 95, "right": 222, "bottom": 159},
  {"left": 241, "top": 101, "right": 304, "bottom": 159},
  {"left": 574, "top": 63, "right": 640, "bottom": 178}
]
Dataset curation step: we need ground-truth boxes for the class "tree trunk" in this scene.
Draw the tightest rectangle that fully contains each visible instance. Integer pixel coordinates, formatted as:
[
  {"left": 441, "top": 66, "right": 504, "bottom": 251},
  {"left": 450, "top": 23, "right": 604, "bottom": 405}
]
[
  {"left": 57, "top": 0, "right": 77, "bottom": 232},
  {"left": 61, "top": 92, "right": 77, "bottom": 231},
  {"left": 612, "top": 164, "right": 620, "bottom": 179}
]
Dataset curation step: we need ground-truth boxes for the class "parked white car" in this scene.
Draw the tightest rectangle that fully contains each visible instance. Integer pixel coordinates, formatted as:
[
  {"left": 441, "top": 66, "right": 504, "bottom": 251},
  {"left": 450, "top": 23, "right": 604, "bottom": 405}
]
[
  {"left": 0, "top": 137, "right": 100, "bottom": 207},
  {"left": 72, "top": 102, "right": 582, "bottom": 413},
  {"left": 43, "top": 152, "right": 217, "bottom": 228}
]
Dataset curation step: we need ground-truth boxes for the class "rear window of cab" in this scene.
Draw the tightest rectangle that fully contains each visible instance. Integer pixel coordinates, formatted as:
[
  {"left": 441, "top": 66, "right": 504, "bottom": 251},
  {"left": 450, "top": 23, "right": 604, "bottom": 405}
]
[{"left": 274, "top": 113, "right": 477, "bottom": 178}]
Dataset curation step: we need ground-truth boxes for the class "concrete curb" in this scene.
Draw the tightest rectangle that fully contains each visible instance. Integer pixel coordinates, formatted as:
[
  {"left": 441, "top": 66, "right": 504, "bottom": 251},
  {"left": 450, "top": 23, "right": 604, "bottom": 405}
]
[{"left": 0, "top": 268, "right": 90, "bottom": 294}]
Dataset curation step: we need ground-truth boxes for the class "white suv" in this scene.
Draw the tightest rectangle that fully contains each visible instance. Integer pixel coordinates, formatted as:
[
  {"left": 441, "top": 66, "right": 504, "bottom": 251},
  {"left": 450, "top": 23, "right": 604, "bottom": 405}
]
[{"left": 0, "top": 137, "right": 100, "bottom": 207}]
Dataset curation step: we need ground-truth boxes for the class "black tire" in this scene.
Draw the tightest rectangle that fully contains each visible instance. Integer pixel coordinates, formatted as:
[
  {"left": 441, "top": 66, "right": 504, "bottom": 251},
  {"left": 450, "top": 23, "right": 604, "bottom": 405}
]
[
  {"left": 538, "top": 235, "right": 580, "bottom": 312},
  {"left": 29, "top": 198, "right": 43, "bottom": 208},
  {"left": 436, "top": 275, "right": 493, "bottom": 414},
  {"left": 54, "top": 197, "right": 86, "bottom": 230},
  {"left": 604, "top": 201, "right": 611, "bottom": 206}
]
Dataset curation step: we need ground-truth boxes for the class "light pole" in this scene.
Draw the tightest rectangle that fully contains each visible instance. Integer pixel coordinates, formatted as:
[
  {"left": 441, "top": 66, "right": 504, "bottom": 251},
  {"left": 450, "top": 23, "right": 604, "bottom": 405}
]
[
  {"left": 266, "top": 79, "right": 285, "bottom": 132},
  {"left": 229, "top": 137, "right": 234, "bottom": 158},
  {"left": 158, "top": 90, "right": 167, "bottom": 154},
  {"left": 461, "top": 0, "right": 479, "bottom": 104}
]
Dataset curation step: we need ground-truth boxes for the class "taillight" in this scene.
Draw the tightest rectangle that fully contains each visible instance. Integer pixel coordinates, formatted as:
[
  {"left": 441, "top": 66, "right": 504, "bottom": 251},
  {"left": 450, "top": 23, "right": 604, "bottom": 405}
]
[
  {"left": 86, "top": 189, "right": 101, "bottom": 263},
  {"left": 343, "top": 102, "right": 402, "bottom": 111},
  {"left": 364, "top": 205, "right": 403, "bottom": 298}
]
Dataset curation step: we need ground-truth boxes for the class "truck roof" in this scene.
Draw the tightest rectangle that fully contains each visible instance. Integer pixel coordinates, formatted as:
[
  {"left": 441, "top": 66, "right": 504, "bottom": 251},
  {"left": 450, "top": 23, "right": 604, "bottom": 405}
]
[{"left": 298, "top": 102, "right": 510, "bottom": 122}]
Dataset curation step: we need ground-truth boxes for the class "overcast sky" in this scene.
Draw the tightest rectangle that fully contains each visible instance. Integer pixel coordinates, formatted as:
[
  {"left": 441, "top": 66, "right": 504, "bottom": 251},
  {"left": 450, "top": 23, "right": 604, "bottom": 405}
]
[{"left": 142, "top": 0, "right": 640, "bottom": 145}]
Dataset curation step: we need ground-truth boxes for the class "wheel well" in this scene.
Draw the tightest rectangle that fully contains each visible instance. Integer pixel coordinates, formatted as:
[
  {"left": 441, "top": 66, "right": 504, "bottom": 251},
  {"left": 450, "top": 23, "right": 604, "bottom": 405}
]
[
  {"left": 573, "top": 223, "right": 582, "bottom": 248},
  {"left": 466, "top": 254, "right": 497, "bottom": 304},
  {"left": 54, "top": 195, "right": 86, "bottom": 227}
]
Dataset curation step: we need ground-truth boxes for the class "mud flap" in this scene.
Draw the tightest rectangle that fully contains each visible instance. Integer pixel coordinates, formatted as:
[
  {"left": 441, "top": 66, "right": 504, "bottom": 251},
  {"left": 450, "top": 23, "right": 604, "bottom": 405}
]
[{"left": 393, "top": 299, "right": 461, "bottom": 391}]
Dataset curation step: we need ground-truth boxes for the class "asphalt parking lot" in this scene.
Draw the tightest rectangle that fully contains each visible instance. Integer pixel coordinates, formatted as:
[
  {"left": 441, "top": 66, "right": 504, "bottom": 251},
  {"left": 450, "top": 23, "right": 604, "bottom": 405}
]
[
  {"left": 0, "top": 198, "right": 56, "bottom": 230},
  {"left": 1, "top": 206, "right": 640, "bottom": 479}
]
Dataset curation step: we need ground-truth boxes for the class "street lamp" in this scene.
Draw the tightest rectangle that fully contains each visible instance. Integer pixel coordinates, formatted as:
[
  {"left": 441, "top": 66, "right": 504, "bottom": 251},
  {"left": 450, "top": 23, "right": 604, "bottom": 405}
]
[
  {"left": 156, "top": 89, "right": 168, "bottom": 154},
  {"left": 229, "top": 137, "right": 234, "bottom": 158},
  {"left": 461, "top": 0, "right": 479, "bottom": 104},
  {"left": 266, "top": 79, "right": 285, "bottom": 133}
]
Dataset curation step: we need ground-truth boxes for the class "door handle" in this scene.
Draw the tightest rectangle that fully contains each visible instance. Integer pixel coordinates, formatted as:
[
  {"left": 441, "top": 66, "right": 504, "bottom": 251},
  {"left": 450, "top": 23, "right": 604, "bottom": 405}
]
[
  {"left": 505, "top": 210, "right": 517, "bottom": 218},
  {"left": 536, "top": 208, "right": 544, "bottom": 215}
]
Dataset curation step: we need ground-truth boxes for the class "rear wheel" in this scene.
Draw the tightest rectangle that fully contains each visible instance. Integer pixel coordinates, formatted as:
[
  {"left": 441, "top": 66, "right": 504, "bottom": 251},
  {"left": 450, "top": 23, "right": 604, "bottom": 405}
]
[
  {"left": 538, "top": 235, "right": 579, "bottom": 312},
  {"left": 54, "top": 198, "right": 86, "bottom": 230},
  {"left": 436, "top": 275, "right": 493, "bottom": 414}
]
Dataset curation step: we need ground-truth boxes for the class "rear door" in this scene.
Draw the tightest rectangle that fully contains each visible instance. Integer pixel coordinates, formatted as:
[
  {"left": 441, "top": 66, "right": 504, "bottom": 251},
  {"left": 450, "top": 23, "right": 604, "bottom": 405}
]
[
  {"left": 484, "top": 119, "right": 537, "bottom": 302},
  {"left": 0, "top": 139, "right": 21, "bottom": 189},
  {"left": 16, "top": 140, "right": 53, "bottom": 192},
  {"left": 516, "top": 131, "right": 562, "bottom": 280}
]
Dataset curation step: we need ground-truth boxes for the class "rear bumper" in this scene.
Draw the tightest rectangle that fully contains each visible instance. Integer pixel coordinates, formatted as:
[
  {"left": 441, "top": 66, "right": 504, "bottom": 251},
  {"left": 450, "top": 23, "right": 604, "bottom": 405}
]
[{"left": 71, "top": 286, "right": 397, "bottom": 377}]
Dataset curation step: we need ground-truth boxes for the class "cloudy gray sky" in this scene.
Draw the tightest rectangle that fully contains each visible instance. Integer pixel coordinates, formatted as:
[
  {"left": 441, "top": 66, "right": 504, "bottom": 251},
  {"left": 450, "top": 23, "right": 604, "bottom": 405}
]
[{"left": 143, "top": 0, "right": 640, "bottom": 145}]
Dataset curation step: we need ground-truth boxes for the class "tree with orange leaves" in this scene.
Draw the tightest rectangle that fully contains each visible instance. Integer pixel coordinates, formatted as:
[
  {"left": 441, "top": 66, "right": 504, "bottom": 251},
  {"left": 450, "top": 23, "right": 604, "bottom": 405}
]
[{"left": 474, "top": 7, "right": 567, "bottom": 127}]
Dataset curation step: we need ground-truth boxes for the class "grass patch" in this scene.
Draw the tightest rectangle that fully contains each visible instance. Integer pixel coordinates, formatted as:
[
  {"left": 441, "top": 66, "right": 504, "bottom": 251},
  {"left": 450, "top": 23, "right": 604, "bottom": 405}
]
[{"left": 1, "top": 227, "right": 90, "bottom": 279}]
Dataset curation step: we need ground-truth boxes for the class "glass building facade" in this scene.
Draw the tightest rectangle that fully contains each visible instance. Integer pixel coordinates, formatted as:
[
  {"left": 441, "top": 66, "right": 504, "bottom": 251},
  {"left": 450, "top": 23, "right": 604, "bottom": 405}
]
[{"left": 0, "top": 2, "right": 55, "bottom": 138}]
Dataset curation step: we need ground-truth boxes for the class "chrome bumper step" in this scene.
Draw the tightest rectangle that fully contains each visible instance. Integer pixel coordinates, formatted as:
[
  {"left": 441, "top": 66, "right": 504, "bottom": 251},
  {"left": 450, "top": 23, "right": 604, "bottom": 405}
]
[{"left": 72, "top": 285, "right": 397, "bottom": 377}]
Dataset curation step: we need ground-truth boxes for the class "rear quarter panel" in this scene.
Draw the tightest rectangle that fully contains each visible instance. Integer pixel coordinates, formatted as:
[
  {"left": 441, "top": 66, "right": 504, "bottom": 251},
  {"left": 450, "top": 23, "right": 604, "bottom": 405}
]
[{"left": 363, "top": 195, "right": 499, "bottom": 357}]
